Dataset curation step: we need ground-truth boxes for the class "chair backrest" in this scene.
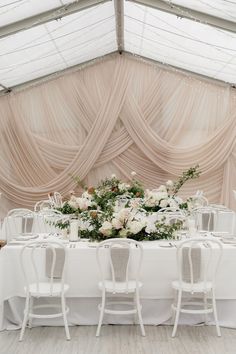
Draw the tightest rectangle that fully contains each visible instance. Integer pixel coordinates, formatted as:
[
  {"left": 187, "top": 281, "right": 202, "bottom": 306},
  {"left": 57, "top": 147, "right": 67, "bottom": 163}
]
[
  {"left": 193, "top": 206, "right": 218, "bottom": 232},
  {"left": 96, "top": 238, "right": 143, "bottom": 294},
  {"left": 34, "top": 200, "right": 52, "bottom": 212},
  {"left": 48, "top": 192, "right": 63, "bottom": 208},
  {"left": 157, "top": 207, "right": 186, "bottom": 224},
  {"left": 176, "top": 238, "right": 223, "bottom": 293},
  {"left": 20, "top": 240, "right": 67, "bottom": 296},
  {"left": 33, "top": 209, "right": 63, "bottom": 234},
  {"left": 5, "top": 208, "right": 35, "bottom": 242},
  {"left": 189, "top": 194, "right": 208, "bottom": 208}
]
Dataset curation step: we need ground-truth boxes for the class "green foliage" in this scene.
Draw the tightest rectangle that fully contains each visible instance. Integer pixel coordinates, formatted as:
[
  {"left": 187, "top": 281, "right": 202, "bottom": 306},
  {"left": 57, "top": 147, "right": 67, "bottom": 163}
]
[{"left": 172, "top": 165, "right": 201, "bottom": 196}]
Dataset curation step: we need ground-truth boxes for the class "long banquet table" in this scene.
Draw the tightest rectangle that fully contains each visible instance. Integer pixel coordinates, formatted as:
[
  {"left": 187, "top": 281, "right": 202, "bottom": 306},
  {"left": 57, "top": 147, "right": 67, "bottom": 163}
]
[{"left": 1, "top": 236, "right": 236, "bottom": 331}]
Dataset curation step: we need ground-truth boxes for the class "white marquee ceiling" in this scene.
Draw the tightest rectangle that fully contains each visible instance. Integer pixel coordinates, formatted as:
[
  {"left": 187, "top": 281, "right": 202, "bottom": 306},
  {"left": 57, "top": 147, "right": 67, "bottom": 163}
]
[{"left": 0, "top": 0, "right": 236, "bottom": 91}]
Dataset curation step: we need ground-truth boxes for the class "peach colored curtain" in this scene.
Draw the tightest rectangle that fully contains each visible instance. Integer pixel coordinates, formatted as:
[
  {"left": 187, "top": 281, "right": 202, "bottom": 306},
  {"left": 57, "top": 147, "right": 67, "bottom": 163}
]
[{"left": 0, "top": 53, "right": 236, "bottom": 216}]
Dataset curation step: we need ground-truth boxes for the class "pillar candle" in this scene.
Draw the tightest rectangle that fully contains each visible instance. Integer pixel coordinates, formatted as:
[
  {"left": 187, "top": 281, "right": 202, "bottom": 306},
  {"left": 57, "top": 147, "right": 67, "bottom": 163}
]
[{"left": 69, "top": 221, "right": 79, "bottom": 241}]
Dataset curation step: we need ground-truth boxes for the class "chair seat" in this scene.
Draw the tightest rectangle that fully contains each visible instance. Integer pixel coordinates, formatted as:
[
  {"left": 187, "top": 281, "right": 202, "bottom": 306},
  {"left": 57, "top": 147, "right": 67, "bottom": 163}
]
[
  {"left": 172, "top": 280, "right": 213, "bottom": 293},
  {"left": 99, "top": 280, "right": 143, "bottom": 293},
  {"left": 25, "top": 282, "right": 69, "bottom": 296}
]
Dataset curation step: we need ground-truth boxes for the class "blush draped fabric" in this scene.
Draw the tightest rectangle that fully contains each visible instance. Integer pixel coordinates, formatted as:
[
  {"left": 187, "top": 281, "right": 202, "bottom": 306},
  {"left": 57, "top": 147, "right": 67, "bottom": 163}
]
[{"left": 0, "top": 53, "right": 236, "bottom": 216}]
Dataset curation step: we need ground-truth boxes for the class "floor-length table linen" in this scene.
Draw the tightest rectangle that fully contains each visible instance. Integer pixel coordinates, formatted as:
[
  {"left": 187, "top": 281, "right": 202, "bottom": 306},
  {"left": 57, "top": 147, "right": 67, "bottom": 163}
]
[{"left": 1, "top": 240, "right": 236, "bottom": 330}]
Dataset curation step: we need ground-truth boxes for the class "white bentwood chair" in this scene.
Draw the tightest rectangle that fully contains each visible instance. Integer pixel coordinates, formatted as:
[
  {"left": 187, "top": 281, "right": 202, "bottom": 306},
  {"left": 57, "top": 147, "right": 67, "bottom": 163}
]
[
  {"left": 157, "top": 207, "right": 186, "bottom": 224},
  {"left": 19, "top": 240, "right": 70, "bottom": 341},
  {"left": 5, "top": 208, "right": 35, "bottom": 243},
  {"left": 34, "top": 200, "right": 52, "bottom": 212},
  {"left": 33, "top": 209, "right": 64, "bottom": 234},
  {"left": 189, "top": 193, "right": 209, "bottom": 208},
  {"left": 48, "top": 192, "right": 63, "bottom": 208},
  {"left": 193, "top": 206, "right": 218, "bottom": 232},
  {"left": 96, "top": 238, "right": 145, "bottom": 337},
  {"left": 171, "top": 238, "right": 223, "bottom": 338}
]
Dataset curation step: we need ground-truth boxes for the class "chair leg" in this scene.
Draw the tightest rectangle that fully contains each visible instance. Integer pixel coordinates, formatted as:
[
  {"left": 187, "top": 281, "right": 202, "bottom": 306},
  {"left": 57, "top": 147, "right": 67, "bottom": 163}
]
[
  {"left": 212, "top": 289, "right": 221, "bottom": 337},
  {"left": 135, "top": 289, "right": 145, "bottom": 337},
  {"left": 19, "top": 294, "right": 30, "bottom": 342},
  {"left": 61, "top": 295, "right": 70, "bottom": 341},
  {"left": 133, "top": 293, "right": 137, "bottom": 325},
  {"left": 172, "top": 290, "right": 182, "bottom": 338},
  {"left": 171, "top": 290, "right": 177, "bottom": 325},
  {"left": 96, "top": 289, "right": 106, "bottom": 337},
  {"left": 203, "top": 293, "right": 208, "bottom": 325},
  {"left": 28, "top": 296, "right": 34, "bottom": 329}
]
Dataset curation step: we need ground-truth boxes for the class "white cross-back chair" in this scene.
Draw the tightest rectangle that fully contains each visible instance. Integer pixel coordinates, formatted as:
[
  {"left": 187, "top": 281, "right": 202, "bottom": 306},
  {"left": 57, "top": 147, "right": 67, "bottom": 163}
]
[
  {"left": 96, "top": 238, "right": 145, "bottom": 337},
  {"left": 48, "top": 192, "right": 63, "bottom": 208},
  {"left": 34, "top": 200, "right": 52, "bottom": 212},
  {"left": 5, "top": 208, "right": 35, "bottom": 243},
  {"left": 193, "top": 206, "right": 218, "bottom": 232},
  {"left": 171, "top": 238, "right": 223, "bottom": 338},
  {"left": 157, "top": 207, "right": 186, "bottom": 224},
  {"left": 33, "top": 209, "right": 63, "bottom": 234},
  {"left": 189, "top": 193, "right": 208, "bottom": 208},
  {"left": 19, "top": 240, "right": 70, "bottom": 341}
]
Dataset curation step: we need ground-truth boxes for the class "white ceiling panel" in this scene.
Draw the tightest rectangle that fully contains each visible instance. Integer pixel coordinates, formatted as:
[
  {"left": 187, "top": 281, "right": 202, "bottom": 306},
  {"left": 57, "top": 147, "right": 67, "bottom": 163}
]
[
  {"left": 171, "top": 0, "right": 236, "bottom": 22},
  {"left": 124, "top": 2, "right": 236, "bottom": 84},
  {"left": 0, "top": 1, "right": 116, "bottom": 87},
  {"left": 0, "top": 0, "right": 72, "bottom": 27}
]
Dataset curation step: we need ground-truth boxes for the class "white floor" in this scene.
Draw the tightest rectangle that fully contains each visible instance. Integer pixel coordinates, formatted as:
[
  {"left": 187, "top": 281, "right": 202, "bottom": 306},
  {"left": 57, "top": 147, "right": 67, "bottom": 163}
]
[{"left": 1, "top": 325, "right": 236, "bottom": 354}]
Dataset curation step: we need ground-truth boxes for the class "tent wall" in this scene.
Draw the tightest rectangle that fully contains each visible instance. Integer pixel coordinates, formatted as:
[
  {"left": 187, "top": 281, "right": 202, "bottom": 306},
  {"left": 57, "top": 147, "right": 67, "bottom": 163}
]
[{"left": 0, "top": 53, "right": 235, "bottom": 217}]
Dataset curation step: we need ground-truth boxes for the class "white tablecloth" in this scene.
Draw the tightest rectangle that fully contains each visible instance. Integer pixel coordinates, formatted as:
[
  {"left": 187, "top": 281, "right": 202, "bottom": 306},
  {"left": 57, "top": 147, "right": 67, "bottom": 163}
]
[{"left": 1, "top": 239, "right": 236, "bottom": 330}]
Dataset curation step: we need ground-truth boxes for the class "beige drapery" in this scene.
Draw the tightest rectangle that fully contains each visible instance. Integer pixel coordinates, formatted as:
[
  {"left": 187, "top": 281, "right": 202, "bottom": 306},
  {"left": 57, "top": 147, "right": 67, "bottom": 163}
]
[{"left": 0, "top": 53, "right": 236, "bottom": 216}]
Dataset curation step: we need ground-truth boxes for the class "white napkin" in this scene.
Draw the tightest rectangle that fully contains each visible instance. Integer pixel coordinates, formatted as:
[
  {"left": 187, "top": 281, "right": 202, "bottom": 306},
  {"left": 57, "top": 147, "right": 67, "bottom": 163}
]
[
  {"left": 182, "top": 247, "right": 201, "bottom": 283},
  {"left": 110, "top": 246, "right": 130, "bottom": 282},
  {"left": 45, "top": 247, "right": 65, "bottom": 279}
]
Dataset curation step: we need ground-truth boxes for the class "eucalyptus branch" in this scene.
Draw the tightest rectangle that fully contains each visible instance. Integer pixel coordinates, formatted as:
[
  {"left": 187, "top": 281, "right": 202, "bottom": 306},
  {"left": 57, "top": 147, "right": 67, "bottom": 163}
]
[{"left": 172, "top": 165, "right": 201, "bottom": 196}]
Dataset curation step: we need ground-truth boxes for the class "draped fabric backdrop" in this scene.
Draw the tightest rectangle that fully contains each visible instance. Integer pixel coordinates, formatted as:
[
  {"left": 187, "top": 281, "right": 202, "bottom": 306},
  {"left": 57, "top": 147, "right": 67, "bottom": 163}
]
[{"left": 0, "top": 53, "right": 236, "bottom": 217}]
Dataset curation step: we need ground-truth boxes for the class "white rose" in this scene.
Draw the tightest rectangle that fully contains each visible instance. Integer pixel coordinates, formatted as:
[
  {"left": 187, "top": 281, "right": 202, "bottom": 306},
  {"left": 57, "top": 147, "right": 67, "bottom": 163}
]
[
  {"left": 82, "top": 191, "right": 92, "bottom": 200},
  {"left": 117, "top": 208, "right": 131, "bottom": 222},
  {"left": 158, "top": 185, "right": 167, "bottom": 192},
  {"left": 166, "top": 180, "right": 174, "bottom": 187},
  {"left": 79, "top": 220, "right": 92, "bottom": 231},
  {"left": 158, "top": 191, "right": 168, "bottom": 200},
  {"left": 99, "top": 221, "right": 113, "bottom": 236},
  {"left": 68, "top": 198, "right": 78, "bottom": 209},
  {"left": 145, "top": 197, "right": 157, "bottom": 207},
  {"left": 145, "top": 221, "right": 157, "bottom": 234},
  {"left": 112, "top": 218, "right": 123, "bottom": 229},
  {"left": 160, "top": 199, "right": 169, "bottom": 208},
  {"left": 128, "top": 221, "right": 145, "bottom": 234},
  {"left": 129, "top": 198, "right": 141, "bottom": 208},
  {"left": 76, "top": 197, "right": 91, "bottom": 211}
]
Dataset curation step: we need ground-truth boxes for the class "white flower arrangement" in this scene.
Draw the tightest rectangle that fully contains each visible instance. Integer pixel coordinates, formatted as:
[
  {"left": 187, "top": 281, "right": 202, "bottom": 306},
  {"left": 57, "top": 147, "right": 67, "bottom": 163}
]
[{"left": 56, "top": 166, "right": 201, "bottom": 241}]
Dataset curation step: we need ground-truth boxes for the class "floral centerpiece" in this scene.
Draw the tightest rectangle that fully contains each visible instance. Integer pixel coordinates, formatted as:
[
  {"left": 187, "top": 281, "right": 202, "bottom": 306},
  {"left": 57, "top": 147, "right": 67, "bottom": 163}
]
[{"left": 56, "top": 166, "right": 201, "bottom": 241}]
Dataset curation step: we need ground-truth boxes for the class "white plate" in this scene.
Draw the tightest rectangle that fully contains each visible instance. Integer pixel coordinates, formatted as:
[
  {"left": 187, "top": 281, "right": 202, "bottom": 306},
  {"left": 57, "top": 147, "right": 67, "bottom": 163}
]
[
  {"left": 15, "top": 234, "right": 39, "bottom": 241},
  {"left": 158, "top": 242, "right": 173, "bottom": 248},
  {"left": 220, "top": 237, "right": 236, "bottom": 244}
]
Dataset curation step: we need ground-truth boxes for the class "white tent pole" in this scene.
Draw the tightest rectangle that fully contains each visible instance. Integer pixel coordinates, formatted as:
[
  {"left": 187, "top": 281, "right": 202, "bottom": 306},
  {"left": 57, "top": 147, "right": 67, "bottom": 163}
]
[
  {"left": 114, "top": 0, "right": 124, "bottom": 54},
  {"left": 130, "top": 0, "right": 236, "bottom": 34},
  {"left": 0, "top": 0, "right": 110, "bottom": 39}
]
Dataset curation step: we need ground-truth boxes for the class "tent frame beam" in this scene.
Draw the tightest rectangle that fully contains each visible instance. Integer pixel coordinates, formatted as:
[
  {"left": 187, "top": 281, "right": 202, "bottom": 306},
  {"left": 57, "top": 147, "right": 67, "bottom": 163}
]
[
  {"left": 0, "top": 51, "right": 234, "bottom": 97},
  {"left": 130, "top": 0, "right": 236, "bottom": 33},
  {"left": 0, "top": 0, "right": 110, "bottom": 39},
  {"left": 114, "top": 0, "right": 124, "bottom": 53}
]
